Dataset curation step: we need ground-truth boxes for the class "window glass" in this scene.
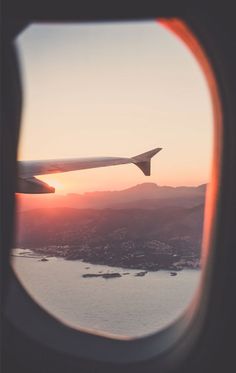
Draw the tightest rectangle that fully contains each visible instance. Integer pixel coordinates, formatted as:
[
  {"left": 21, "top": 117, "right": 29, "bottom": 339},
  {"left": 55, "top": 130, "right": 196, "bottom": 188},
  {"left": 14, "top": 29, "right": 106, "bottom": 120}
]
[{"left": 12, "top": 21, "right": 212, "bottom": 337}]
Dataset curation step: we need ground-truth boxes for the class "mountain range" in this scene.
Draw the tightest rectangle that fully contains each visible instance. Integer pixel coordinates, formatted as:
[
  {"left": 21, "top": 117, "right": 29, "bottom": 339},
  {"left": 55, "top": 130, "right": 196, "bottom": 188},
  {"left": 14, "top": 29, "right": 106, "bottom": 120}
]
[{"left": 16, "top": 182, "right": 206, "bottom": 211}]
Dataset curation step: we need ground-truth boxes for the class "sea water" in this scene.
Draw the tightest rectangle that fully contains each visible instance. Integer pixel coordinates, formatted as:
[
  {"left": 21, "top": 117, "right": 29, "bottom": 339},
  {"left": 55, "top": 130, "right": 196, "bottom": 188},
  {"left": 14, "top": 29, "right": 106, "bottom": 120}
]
[{"left": 12, "top": 249, "right": 200, "bottom": 337}]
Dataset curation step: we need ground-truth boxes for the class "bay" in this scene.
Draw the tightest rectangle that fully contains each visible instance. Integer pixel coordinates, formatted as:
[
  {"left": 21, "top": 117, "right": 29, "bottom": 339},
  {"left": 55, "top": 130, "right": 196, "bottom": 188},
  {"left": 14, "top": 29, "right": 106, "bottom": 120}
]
[{"left": 12, "top": 251, "right": 201, "bottom": 337}]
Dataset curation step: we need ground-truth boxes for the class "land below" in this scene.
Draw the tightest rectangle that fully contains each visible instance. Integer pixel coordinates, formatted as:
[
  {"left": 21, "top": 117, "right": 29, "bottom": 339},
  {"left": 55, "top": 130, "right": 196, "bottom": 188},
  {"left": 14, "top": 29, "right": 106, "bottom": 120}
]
[{"left": 15, "top": 183, "right": 205, "bottom": 271}]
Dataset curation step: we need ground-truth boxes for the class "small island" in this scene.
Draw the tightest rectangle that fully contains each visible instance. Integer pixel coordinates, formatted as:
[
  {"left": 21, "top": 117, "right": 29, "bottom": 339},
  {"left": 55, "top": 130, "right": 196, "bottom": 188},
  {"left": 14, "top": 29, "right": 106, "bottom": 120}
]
[
  {"left": 40, "top": 257, "right": 49, "bottom": 262},
  {"left": 82, "top": 273, "right": 121, "bottom": 279},
  {"left": 135, "top": 271, "right": 147, "bottom": 277}
]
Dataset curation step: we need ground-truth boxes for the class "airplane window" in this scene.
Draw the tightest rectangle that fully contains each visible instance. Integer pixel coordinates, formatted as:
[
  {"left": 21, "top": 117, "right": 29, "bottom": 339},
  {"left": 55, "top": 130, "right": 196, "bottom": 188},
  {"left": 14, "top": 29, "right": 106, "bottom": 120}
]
[{"left": 12, "top": 20, "right": 213, "bottom": 337}]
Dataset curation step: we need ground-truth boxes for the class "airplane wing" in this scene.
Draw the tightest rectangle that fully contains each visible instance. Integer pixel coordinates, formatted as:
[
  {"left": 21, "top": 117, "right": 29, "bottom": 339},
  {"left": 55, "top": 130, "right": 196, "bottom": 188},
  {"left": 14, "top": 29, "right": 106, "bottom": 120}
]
[{"left": 17, "top": 147, "right": 162, "bottom": 194}]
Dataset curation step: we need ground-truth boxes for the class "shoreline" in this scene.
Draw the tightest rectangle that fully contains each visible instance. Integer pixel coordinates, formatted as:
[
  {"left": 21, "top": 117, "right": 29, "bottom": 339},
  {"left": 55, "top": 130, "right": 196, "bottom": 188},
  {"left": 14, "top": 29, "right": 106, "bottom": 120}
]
[{"left": 11, "top": 248, "right": 201, "bottom": 272}]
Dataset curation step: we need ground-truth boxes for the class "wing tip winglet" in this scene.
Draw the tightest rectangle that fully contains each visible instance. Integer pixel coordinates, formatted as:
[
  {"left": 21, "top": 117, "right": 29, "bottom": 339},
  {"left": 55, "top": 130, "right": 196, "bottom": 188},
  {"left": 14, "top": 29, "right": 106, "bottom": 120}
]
[{"left": 132, "top": 147, "right": 162, "bottom": 176}]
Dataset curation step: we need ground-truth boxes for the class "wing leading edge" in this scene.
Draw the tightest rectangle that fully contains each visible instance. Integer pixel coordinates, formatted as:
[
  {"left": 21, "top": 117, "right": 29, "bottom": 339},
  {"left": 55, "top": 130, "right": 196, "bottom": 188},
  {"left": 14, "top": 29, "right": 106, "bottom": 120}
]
[{"left": 17, "top": 147, "right": 162, "bottom": 194}]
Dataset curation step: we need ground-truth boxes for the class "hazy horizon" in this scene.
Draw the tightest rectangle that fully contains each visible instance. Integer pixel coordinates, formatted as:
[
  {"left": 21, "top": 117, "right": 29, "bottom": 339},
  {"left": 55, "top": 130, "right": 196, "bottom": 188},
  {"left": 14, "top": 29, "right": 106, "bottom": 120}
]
[{"left": 16, "top": 180, "right": 207, "bottom": 197}]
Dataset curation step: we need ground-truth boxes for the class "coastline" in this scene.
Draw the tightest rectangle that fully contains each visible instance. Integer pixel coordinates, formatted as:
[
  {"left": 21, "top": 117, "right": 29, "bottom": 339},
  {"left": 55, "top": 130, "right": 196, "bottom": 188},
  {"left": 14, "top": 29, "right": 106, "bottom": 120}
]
[{"left": 11, "top": 247, "right": 200, "bottom": 272}]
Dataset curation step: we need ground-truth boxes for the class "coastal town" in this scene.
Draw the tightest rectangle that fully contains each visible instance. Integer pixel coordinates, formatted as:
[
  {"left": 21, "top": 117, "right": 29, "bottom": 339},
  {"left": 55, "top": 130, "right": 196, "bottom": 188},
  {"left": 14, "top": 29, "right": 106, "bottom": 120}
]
[
  {"left": 20, "top": 236, "right": 200, "bottom": 272},
  {"left": 15, "top": 184, "right": 204, "bottom": 273}
]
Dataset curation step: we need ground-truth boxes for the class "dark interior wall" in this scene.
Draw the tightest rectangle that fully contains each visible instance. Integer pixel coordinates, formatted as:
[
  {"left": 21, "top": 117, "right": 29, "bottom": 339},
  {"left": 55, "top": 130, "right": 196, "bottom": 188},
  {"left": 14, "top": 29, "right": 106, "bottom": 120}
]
[{"left": 1, "top": 3, "right": 236, "bottom": 373}]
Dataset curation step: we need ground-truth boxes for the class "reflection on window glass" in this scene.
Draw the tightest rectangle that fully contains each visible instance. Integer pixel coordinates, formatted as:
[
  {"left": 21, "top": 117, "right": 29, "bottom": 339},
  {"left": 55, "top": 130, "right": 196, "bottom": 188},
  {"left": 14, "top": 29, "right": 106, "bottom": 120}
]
[{"left": 12, "top": 21, "right": 212, "bottom": 337}]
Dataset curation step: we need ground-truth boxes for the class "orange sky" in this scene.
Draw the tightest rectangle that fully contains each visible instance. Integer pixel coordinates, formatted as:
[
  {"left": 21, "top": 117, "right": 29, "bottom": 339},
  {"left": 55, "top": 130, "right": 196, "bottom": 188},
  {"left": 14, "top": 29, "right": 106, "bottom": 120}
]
[{"left": 16, "top": 21, "right": 213, "bottom": 194}]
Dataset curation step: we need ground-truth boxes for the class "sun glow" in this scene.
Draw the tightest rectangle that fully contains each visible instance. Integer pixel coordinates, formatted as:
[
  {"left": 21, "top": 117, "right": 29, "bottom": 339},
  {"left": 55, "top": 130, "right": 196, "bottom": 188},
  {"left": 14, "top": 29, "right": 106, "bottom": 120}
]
[{"left": 38, "top": 176, "right": 64, "bottom": 193}]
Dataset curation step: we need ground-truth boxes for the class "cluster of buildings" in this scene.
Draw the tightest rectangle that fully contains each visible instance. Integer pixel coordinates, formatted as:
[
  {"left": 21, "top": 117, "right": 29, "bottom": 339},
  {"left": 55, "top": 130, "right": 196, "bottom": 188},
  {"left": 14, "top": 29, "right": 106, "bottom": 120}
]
[{"left": 28, "top": 236, "right": 200, "bottom": 271}]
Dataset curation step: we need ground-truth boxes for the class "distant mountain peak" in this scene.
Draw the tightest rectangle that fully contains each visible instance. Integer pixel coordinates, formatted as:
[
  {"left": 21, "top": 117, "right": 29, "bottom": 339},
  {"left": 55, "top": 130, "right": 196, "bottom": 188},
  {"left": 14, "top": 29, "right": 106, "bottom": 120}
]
[
  {"left": 124, "top": 182, "right": 159, "bottom": 192},
  {"left": 196, "top": 184, "right": 207, "bottom": 190}
]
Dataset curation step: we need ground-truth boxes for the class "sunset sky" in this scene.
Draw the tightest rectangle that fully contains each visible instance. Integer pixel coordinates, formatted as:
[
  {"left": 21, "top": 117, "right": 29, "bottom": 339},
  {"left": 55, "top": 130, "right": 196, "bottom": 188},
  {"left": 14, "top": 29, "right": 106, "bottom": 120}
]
[{"left": 16, "top": 20, "right": 213, "bottom": 194}]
